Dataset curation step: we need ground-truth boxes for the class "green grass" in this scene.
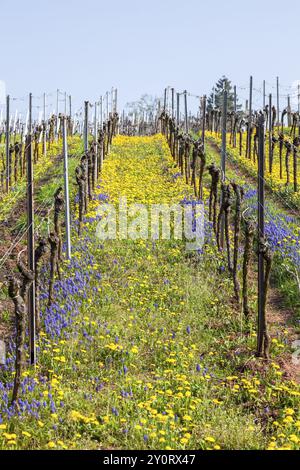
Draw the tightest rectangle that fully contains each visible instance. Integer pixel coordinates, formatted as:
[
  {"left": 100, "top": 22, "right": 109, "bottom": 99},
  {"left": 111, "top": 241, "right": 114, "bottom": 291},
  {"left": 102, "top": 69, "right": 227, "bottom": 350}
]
[
  {"left": 0, "top": 135, "right": 299, "bottom": 451},
  {"left": 205, "top": 140, "right": 300, "bottom": 321}
]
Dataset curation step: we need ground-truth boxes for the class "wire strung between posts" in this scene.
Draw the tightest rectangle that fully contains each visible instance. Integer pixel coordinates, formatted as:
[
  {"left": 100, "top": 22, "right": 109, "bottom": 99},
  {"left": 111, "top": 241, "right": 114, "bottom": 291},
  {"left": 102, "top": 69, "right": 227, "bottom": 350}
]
[
  {"left": 257, "top": 173, "right": 300, "bottom": 220},
  {"left": 0, "top": 131, "right": 81, "bottom": 266},
  {"left": 0, "top": 203, "right": 54, "bottom": 272},
  {"left": 0, "top": 179, "right": 64, "bottom": 268},
  {"left": 222, "top": 148, "right": 300, "bottom": 220}
]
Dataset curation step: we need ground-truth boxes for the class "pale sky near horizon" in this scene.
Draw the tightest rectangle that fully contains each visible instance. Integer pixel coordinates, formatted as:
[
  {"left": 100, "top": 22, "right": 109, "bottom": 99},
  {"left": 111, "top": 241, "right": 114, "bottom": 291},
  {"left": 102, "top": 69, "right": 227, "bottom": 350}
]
[{"left": 1, "top": 0, "right": 300, "bottom": 118}]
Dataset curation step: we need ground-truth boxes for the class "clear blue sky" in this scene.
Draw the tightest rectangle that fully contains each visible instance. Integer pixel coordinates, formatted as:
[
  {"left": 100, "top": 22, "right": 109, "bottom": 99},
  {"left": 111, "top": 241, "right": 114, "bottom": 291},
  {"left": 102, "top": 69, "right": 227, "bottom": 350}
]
[{"left": 1, "top": 0, "right": 300, "bottom": 117}]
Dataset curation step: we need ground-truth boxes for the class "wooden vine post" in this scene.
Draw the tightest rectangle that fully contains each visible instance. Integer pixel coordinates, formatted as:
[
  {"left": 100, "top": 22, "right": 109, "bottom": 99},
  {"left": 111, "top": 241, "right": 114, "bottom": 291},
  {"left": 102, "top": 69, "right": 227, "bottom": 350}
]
[
  {"left": 5, "top": 94, "right": 10, "bottom": 192},
  {"left": 220, "top": 89, "right": 227, "bottom": 248},
  {"left": 257, "top": 113, "right": 265, "bottom": 356},
  {"left": 247, "top": 76, "right": 253, "bottom": 159},
  {"left": 27, "top": 92, "right": 36, "bottom": 365},
  {"left": 62, "top": 116, "right": 71, "bottom": 260},
  {"left": 257, "top": 113, "right": 272, "bottom": 359}
]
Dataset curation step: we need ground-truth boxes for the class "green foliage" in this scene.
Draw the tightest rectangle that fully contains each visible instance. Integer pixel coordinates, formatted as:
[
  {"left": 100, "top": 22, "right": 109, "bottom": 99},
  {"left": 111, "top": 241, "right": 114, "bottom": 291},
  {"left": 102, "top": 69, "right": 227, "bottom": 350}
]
[{"left": 207, "top": 76, "right": 241, "bottom": 112}]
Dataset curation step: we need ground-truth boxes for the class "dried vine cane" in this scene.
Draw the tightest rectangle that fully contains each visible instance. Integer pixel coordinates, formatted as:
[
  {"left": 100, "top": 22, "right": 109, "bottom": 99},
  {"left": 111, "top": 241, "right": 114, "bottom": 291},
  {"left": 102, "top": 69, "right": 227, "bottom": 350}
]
[
  {"left": 49, "top": 115, "right": 55, "bottom": 146},
  {"left": 8, "top": 250, "right": 34, "bottom": 403},
  {"left": 208, "top": 163, "right": 220, "bottom": 235},
  {"left": 34, "top": 238, "right": 48, "bottom": 332},
  {"left": 271, "top": 106, "right": 276, "bottom": 130},
  {"left": 217, "top": 183, "right": 232, "bottom": 272},
  {"left": 229, "top": 112, "right": 234, "bottom": 146},
  {"left": 184, "top": 137, "right": 191, "bottom": 185},
  {"left": 8, "top": 144, "right": 13, "bottom": 186},
  {"left": 106, "top": 120, "right": 111, "bottom": 153},
  {"left": 253, "top": 132, "right": 258, "bottom": 164},
  {"left": 284, "top": 140, "right": 292, "bottom": 186},
  {"left": 190, "top": 140, "right": 199, "bottom": 196},
  {"left": 53, "top": 187, "right": 64, "bottom": 261},
  {"left": 80, "top": 154, "right": 88, "bottom": 213},
  {"left": 257, "top": 238, "right": 273, "bottom": 359},
  {"left": 290, "top": 112, "right": 298, "bottom": 138},
  {"left": 231, "top": 183, "right": 244, "bottom": 302},
  {"left": 281, "top": 109, "right": 287, "bottom": 134},
  {"left": 90, "top": 141, "right": 97, "bottom": 191},
  {"left": 198, "top": 143, "right": 206, "bottom": 200},
  {"left": 232, "top": 115, "right": 239, "bottom": 148},
  {"left": 245, "top": 122, "right": 250, "bottom": 158},
  {"left": 178, "top": 136, "right": 184, "bottom": 175},
  {"left": 278, "top": 133, "right": 284, "bottom": 179},
  {"left": 48, "top": 232, "right": 60, "bottom": 307},
  {"left": 97, "top": 129, "right": 104, "bottom": 173},
  {"left": 245, "top": 122, "right": 253, "bottom": 160},
  {"left": 14, "top": 142, "right": 21, "bottom": 183},
  {"left": 75, "top": 166, "right": 84, "bottom": 235},
  {"left": 241, "top": 216, "right": 255, "bottom": 319},
  {"left": 270, "top": 134, "right": 278, "bottom": 174},
  {"left": 238, "top": 120, "right": 244, "bottom": 156},
  {"left": 102, "top": 123, "right": 107, "bottom": 159},
  {"left": 33, "top": 127, "right": 41, "bottom": 164},
  {"left": 87, "top": 149, "right": 93, "bottom": 201},
  {"left": 22, "top": 139, "right": 27, "bottom": 176},
  {"left": 293, "top": 137, "right": 300, "bottom": 193},
  {"left": 168, "top": 116, "right": 172, "bottom": 148},
  {"left": 171, "top": 121, "right": 177, "bottom": 158}
]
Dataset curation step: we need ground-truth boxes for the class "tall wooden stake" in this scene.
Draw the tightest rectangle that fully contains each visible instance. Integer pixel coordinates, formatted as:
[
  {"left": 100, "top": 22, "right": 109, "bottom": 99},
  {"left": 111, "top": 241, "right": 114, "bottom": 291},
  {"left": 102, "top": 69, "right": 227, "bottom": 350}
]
[
  {"left": 163, "top": 88, "right": 167, "bottom": 112},
  {"left": 84, "top": 101, "right": 89, "bottom": 152},
  {"left": 62, "top": 116, "right": 71, "bottom": 260},
  {"left": 69, "top": 95, "right": 72, "bottom": 118},
  {"left": 247, "top": 76, "right": 253, "bottom": 158},
  {"left": 94, "top": 101, "right": 98, "bottom": 180},
  {"left": 176, "top": 92, "right": 180, "bottom": 126},
  {"left": 268, "top": 94, "right": 272, "bottom": 173},
  {"left": 276, "top": 76, "right": 280, "bottom": 127},
  {"left": 184, "top": 90, "right": 188, "bottom": 133},
  {"left": 201, "top": 95, "right": 207, "bottom": 148},
  {"left": 5, "top": 95, "right": 10, "bottom": 192},
  {"left": 287, "top": 95, "right": 291, "bottom": 127},
  {"left": 56, "top": 88, "right": 59, "bottom": 140},
  {"left": 220, "top": 90, "right": 228, "bottom": 248},
  {"left": 43, "top": 93, "right": 47, "bottom": 156},
  {"left": 27, "top": 92, "right": 35, "bottom": 365},
  {"left": 257, "top": 113, "right": 265, "bottom": 356}
]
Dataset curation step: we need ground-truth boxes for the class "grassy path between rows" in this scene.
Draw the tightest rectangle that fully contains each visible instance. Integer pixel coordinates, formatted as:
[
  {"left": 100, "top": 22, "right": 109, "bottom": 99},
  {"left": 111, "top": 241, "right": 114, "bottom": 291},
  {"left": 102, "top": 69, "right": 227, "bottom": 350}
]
[{"left": 0, "top": 135, "right": 300, "bottom": 450}]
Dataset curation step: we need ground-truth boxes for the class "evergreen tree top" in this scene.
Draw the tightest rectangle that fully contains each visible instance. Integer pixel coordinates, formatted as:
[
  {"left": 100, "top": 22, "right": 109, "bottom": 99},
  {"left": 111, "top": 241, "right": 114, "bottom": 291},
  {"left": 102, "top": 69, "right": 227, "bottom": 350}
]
[{"left": 207, "top": 76, "right": 241, "bottom": 112}]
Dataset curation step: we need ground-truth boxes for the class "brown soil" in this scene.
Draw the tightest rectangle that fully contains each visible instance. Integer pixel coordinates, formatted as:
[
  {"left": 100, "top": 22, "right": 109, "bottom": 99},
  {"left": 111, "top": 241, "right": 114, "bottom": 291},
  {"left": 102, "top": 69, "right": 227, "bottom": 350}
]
[{"left": 0, "top": 152, "right": 63, "bottom": 342}]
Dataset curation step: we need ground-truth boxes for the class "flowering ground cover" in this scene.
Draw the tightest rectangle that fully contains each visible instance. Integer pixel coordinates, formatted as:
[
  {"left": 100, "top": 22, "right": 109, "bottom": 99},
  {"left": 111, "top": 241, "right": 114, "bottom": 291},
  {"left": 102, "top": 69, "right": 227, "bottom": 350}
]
[
  {"left": 204, "top": 141, "right": 300, "bottom": 319},
  {"left": 207, "top": 131, "right": 300, "bottom": 210},
  {"left": 0, "top": 134, "right": 300, "bottom": 450}
]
